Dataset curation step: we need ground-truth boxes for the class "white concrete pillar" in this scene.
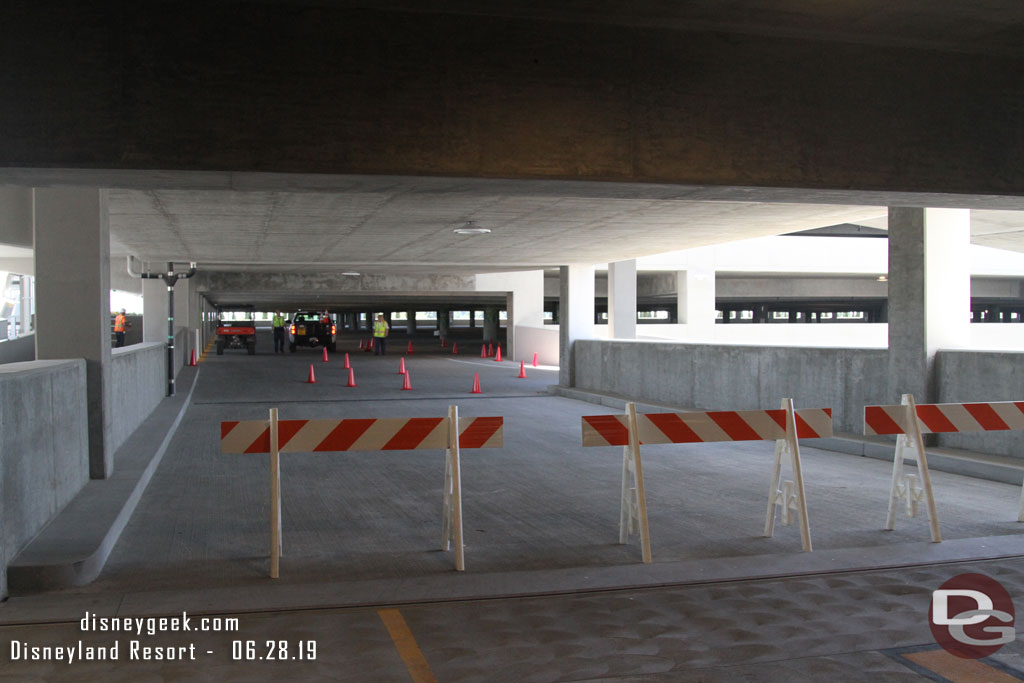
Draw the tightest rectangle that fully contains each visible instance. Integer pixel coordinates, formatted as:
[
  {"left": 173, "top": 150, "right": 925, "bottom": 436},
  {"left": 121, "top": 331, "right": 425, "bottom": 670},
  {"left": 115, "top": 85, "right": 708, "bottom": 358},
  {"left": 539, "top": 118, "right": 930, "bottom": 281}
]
[
  {"left": 677, "top": 267, "right": 717, "bottom": 338},
  {"left": 887, "top": 207, "right": 971, "bottom": 402},
  {"left": 559, "top": 264, "right": 595, "bottom": 387},
  {"left": 608, "top": 260, "right": 637, "bottom": 340},
  {"left": 476, "top": 270, "right": 545, "bottom": 360},
  {"left": 143, "top": 278, "right": 168, "bottom": 344},
  {"left": 33, "top": 187, "right": 113, "bottom": 479}
]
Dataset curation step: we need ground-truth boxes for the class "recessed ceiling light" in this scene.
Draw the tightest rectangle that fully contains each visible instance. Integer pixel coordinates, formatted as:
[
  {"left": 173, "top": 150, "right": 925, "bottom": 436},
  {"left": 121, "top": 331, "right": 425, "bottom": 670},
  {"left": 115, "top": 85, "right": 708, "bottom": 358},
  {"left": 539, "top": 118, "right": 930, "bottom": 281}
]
[
  {"left": 877, "top": 275, "right": 888, "bottom": 282},
  {"left": 342, "top": 271, "right": 361, "bottom": 276},
  {"left": 453, "top": 222, "right": 491, "bottom": 235}
]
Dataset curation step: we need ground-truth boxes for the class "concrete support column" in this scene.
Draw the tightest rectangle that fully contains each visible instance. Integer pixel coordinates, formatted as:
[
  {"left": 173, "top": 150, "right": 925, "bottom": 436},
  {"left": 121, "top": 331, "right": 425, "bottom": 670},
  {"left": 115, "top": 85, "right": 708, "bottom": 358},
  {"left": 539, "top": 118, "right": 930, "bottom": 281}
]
[
  {"left": 406, "top": 310, "right": 416, "bottom": 335},
  {"left": 887, "top": 207, "right": 971, "bottom": 402},
  {"left": 438, "top": 309, "right": 450, "bottom": 339},
  {"left": 559, "top": 264, "right": 595, "bottom": 387},
  {"left": 469, "top": 310, "right": 476, "bottom": 328},
  {"left": 142, "top": 278, "right": 168, "bottom": 344},
  {"left": 33, "top": 188, "right": 113, "bottom": 479},
  {"left": 608, "top": 260, "right": 637, "bottom": 340},
  {"left": 677, "top": 267, "right": 716, "bottom": 337},
  {"left": 483, "top": 307, "right": 499, "bottom": 343},
  {"left": 475, "top": 270, "right": 545, "bottom": 360}
]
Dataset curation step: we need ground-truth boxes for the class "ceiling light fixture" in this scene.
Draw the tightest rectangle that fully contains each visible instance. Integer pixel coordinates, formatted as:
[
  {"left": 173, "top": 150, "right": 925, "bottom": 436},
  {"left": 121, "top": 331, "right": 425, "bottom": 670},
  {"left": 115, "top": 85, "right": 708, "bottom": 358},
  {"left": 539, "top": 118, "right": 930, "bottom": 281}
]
[
  {"left": 341, "top": 271, "right": 361, "bottom": 276},
  {"left": 877, "top": 275, "right": 888, "bottom": 282},
  {"left": 453, "top": 221, "right": 491, "bottom": 235}
]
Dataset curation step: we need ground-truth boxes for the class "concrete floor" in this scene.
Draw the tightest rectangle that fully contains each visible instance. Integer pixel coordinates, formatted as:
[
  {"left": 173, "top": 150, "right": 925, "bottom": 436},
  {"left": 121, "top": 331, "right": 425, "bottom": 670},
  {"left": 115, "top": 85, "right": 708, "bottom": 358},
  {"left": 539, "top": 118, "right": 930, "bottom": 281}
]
[{"left": 3, "top": 331, "right": 1024, "bottom": 680}]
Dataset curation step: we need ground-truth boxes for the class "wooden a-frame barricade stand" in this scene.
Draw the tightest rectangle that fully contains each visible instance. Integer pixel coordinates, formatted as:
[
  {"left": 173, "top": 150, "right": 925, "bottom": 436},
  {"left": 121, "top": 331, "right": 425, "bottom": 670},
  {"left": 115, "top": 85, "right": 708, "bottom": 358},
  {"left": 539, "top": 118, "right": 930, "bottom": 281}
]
[
  {"left": 865, "top": 393, "right": 1024, "bottom": 541},
  {"left": 221, "top": 406, "right": 504, "bottom": 578},
  {"left": 581, "top": 399, "right": 833, "bottom": 562}
]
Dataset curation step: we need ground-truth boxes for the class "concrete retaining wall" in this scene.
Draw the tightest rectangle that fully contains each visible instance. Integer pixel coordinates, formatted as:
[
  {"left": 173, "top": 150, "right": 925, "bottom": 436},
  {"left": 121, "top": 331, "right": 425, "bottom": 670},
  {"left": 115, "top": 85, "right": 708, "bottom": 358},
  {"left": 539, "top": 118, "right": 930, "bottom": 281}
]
[
  {"left": 109, "top": 342, "right": 167, "bottom": 455},
  {"left": 936, "top": 350, "right": 1024, "bottom": 458},
  {"left": 0, "top": 334, "right": 36, "bottom": 365},
  {"left": 0, "top": 360, "right": 90, "bottom": 597},
  {"left": 574, "top": 340, "right": 889, "bottom": 434}
]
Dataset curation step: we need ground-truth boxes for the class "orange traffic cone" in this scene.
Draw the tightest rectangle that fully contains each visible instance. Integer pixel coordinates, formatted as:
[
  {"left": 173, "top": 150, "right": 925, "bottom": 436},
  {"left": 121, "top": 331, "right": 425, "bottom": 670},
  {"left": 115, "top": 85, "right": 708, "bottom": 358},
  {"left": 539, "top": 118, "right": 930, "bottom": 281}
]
[
  {"left": 398, "top": 357, "right": 407, "bottom": 374},
  {"left": 402, "top": 370, "right": 412, "bottom": 391},
  {"left": 407, "top": 340, "right": 414, "bottom": 354},
  {"left": 471, "top": 373, "right": 482, "bottom": 394},
  {"left": 518, "top": 360, "right": 527, "bottom": 378},
  {"left": 358, "top": 339, "right": 365, "bottom": 350},
  {"left": 488, "top": 342, "right": 494, "bottom": 357},
  {"left": 532, "top": 352, "right": 538, "bottom": 367},
  {"left": 346, "top": 367, "right": 357, "bottom": 387},
  {"left": 494, "top": 344, "right": 503, "bottom": 362},
  {"left": 306, "top": 365, "right": 317, "bottom": 383},
  {"left": 452, "top": 342, "right": 459, "bottom": 355},
  {"left": 481, "top": 344, "right": 487, "bottom": 358},
  {"left": 344, "top": 353, "right": 351, "bottom": 369},
  {"left": 441, "top": 338, "right": 447, "bottom": 348},
  {"left": 189, "top": 349, "right": 197, "bottom": 367},
  {"left": 322, "top": 347, "right": 329, "bottom": 362}
]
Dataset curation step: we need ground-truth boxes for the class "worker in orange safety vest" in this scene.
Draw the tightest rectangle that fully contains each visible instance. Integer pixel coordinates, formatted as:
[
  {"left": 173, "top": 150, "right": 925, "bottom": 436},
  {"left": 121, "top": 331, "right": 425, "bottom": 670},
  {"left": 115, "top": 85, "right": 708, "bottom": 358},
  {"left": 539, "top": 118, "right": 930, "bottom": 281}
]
[{"left": 113, "top": 308, "right": 129, "bottom": 347}]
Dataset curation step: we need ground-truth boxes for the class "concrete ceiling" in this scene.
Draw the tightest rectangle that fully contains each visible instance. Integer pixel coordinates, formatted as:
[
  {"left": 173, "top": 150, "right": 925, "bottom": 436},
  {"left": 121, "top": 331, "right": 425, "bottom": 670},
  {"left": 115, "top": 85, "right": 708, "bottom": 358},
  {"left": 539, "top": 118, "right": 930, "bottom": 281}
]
[
  {"left": 107, "top": 179, "right": 893, "bottom": 275},
  {"left": 257, "top": 1, "right": 1024, "bottom": 57}
]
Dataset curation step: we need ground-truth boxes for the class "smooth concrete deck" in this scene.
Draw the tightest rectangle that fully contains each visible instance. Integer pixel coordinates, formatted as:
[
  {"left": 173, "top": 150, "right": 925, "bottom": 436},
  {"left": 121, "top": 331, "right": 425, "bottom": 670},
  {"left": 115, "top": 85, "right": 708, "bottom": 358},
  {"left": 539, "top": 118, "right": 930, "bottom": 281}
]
[
  {"left": 5, "top": 331, "right": 1024, "bottom": 680},
  {"left": 8, "top": 331, "right": 1024, "bottom": 600}
]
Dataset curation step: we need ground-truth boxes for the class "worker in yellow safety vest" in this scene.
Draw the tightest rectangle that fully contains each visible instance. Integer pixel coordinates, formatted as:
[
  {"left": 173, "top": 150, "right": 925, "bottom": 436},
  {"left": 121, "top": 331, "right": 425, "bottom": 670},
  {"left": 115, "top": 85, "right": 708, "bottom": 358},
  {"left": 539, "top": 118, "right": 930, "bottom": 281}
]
[
  {"left": 113, "top": 309, "right": 129, "bottom": 347},
  {"left": 272, "top": 310, "right": 286, "bottom": 353},
  {"left": 373, "top": 314, "right": 390, "bottom": 356}
]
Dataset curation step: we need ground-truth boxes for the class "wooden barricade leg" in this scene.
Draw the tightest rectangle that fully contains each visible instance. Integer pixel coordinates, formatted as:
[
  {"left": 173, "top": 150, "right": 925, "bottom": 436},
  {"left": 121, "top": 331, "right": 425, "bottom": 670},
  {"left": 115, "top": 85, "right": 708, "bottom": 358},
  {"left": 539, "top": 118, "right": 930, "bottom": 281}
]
[
  {"left": 884, "top": 435, "right": 907, "bottom": 531},
  {"left": 441, "top": 449, "right": 453, "bottom": 550},
  {"left": 763, "top": 412, "right": 787, "bottom": 539},
  {"left": 764, "top": 399, "right": 812, "bottom": 551},
  {"left": 447, "top": 405, "right": 465, "bottom": 571},
  {"left": 784, "top": 399, "right": 812, "bottom": 552},
  {"left": 622, "top": 402, "right": 652, "bottom": 563},
  {"left": 1017, "top": 478, "right": 1024, "bottom": 523},
  {"left": 269, "top": 408, "right": 281, "bottom": 579},
  {"left": 904, "top": 395, "right": 941, "bottom": 543},
  {"left": 619, "top": 442, "right": 632, "bottom": 545},
  {"left": 884, "top": 394, "right": 941, "bottom": 542}
]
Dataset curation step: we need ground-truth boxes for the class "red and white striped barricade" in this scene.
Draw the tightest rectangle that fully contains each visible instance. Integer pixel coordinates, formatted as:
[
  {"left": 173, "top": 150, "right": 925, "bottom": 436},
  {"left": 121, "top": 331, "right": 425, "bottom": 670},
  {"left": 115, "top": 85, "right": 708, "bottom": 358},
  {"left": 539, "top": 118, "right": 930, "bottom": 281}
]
[
  {"left": 581, "top": 400, "right": 833, "bottom": 562},
  {"left": 221, "top": 405, "right": 503, "bottom": 577},
  {"left": 864, "top": 395, "right": 1024, "bottom": 541}
]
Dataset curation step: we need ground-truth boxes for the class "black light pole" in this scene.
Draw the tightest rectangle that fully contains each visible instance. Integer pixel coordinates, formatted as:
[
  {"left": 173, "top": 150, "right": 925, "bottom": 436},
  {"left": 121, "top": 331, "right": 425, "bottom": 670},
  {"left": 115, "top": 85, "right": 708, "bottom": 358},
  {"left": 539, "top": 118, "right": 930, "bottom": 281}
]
[{"left": 138, "top": 261, "right": 197, "bottom": 396}]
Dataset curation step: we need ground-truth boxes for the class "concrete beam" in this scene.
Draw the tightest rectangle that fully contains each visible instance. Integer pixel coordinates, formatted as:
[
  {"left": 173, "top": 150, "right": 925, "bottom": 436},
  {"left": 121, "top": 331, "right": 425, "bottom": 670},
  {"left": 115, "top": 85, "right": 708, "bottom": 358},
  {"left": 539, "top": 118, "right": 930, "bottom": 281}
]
[{"left": 0, "top": 7, "right": 1020, "bottom": 196}]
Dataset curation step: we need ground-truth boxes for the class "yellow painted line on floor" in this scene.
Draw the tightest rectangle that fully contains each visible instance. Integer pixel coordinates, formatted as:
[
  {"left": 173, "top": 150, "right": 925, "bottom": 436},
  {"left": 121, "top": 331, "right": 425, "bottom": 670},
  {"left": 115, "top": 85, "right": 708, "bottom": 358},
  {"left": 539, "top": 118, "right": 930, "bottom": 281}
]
[
  {"left": 904, "top": 649, "right": 1023, "bottom": 682},
  {"left": 198, "top": 339, "right": 215, "bottom": 363},
  {"left": 378, "top": 608, "right": 437, "bottom": 683}
]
